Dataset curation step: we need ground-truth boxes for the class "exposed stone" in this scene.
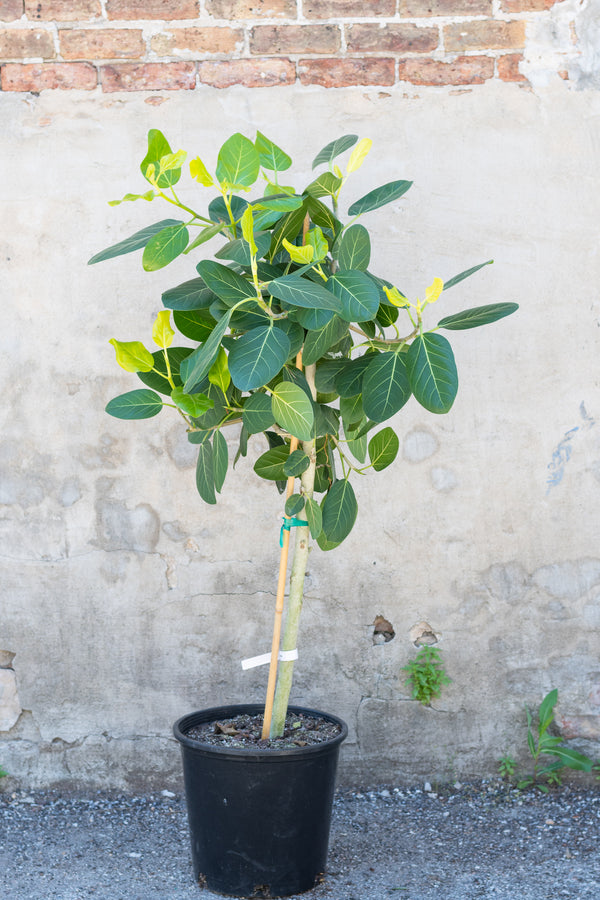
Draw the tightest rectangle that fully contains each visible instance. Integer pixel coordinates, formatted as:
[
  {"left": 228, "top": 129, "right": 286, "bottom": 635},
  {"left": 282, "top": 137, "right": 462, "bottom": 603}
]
[{"left": 0, "top": 669, "right": 22, "bottom": 732}]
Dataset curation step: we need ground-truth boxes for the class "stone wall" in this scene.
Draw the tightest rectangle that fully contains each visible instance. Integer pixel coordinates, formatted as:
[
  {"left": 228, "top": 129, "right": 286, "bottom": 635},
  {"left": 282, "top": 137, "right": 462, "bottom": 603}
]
[{"left": 1, "top": 0, "right": 600, "bottom": 790}]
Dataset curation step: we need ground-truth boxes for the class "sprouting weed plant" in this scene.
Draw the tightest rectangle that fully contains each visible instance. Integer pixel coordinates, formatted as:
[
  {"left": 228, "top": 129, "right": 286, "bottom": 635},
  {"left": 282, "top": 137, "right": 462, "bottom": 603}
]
[
  {"left": 402, "top": 646, "right": 451, "bottom": 707},
  {"left": 497, "top": 754, "right": 517, "bottom": 781},
  {"left": 516, "top": 689, "right": 596, "bottom": 793},
  {"left": 0, "top": 766, "right": 7, "bottom": 779}
]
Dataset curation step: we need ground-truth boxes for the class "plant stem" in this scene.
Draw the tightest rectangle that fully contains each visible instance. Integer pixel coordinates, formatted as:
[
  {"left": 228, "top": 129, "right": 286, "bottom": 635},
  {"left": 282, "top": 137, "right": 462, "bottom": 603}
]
[{"left": 269, "top": 362, "right": 317, "bottom": 738}]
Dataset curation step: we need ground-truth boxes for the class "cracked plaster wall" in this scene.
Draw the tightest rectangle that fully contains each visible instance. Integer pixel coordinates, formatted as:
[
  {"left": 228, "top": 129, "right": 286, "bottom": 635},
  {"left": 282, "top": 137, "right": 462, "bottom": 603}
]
[{"left": 2, "top": 58, "right": 600, "bottom": 789}]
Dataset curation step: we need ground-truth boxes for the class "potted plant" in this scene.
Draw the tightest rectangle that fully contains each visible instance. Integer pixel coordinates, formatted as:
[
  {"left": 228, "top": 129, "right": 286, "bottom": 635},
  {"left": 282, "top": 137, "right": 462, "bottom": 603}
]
[{"left": 89, "top": 130, "right": 517, "bottom": 897}]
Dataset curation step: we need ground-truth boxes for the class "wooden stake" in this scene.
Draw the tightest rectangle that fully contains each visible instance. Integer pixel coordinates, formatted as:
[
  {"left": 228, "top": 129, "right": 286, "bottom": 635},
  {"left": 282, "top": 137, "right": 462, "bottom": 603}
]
[{"left": 261, "top": 351, "right": 303, "bottom": 740}]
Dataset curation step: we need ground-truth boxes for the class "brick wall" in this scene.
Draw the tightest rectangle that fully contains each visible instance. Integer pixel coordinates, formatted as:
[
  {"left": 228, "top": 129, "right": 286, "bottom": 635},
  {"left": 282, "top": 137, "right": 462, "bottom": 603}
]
[{"left": 0, "top": 0, "right": 566, "bottom": 91}]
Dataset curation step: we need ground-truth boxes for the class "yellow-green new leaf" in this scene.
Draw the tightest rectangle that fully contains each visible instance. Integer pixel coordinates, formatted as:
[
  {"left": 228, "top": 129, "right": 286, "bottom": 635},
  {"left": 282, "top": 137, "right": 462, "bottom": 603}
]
[
  {"left": 241, "top": 205, "right": 257, "bottom": 257},
  {"left": 109, "top": 339, "right": 154, "bottom": 373},
  {"left": 208, "top": 347, "right": 231, "bottom": 393},
  {"left": 271, "top": 381, "right": 314, "bottom": 442},
  {"left": 152, "top": 310, "right": 174, "bottom": 349},
  {"left": 160, "top": 150, "right": 187, "bottom": 172},
  {"left": 171, "top": 387, "right": 214, "bottom": 417},
  {"left": 190, "top": 156, "right": 214, "bottom": 186},
  {"left": 282, "top": 239, "right": 314, "bottom": 265},
  {"left": 347, "top": 138, "right": 372, "bottom": 174},
  {"left": 425, "top": 277, "right": 444, "bottom": 304}
]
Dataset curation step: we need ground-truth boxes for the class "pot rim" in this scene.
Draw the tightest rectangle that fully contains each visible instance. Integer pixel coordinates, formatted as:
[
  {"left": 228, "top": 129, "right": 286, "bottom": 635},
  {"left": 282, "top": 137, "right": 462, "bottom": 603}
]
[{"left": 173, "top": 703, "right": 348, "bottom": 760}]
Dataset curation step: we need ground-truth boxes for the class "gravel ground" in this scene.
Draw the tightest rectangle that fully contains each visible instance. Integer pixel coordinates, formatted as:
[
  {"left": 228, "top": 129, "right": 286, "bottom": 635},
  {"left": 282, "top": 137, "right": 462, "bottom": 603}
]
[{"left": 1, "top": 781, "right": 599, "bottom": 900}]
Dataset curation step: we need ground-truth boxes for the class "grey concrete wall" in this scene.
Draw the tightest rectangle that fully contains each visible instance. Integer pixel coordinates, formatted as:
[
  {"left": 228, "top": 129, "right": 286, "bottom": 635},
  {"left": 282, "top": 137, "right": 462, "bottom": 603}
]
[{"left": 2, "top": 68, "right": 600, "bottom": 789}]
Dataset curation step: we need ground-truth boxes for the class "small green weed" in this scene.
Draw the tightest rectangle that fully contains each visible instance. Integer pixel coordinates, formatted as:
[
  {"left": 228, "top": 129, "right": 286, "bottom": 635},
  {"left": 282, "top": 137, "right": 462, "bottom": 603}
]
[
  {"left": 505, "top": 689, "right": 597, "bottom": 792},
  {"left": 402, "top": 646, "right": 451, "bottom": 706},
  {"left": 497, "top": 754, "right": 517, "bottom": 780},
  {"left": 0, "top": 766, "right": 7, "bottom": 779}
]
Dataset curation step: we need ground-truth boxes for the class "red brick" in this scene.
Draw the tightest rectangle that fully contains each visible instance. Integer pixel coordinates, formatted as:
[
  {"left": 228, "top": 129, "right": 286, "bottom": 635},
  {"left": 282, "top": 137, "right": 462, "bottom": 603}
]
[
  {"left": 101, "top": 61, "right": 196, "bottom": 90},
  {"left": 250, "top": 24, "right": 340, "bottom": 55},
  {"left": 500, "top": 0, "right": 555, "bottom": 9},
  {"left": 198, "top": 57, "right": 295, "bottom": 87},
  {"left": 304, "top": 0, "right": 395, "bottom": 16},
  {"left": 1, "top": 60, "right": 96, "bottom": 89},
  {"left": 398, "top": 55, "right": 494, "bottom": 85},
  {"left": 399, "top": 0, "right": 491, "bottom": 15},
  {"left": 0, "top": 1, "right": 24, "bottom": 22},
  {"left": 206, "top": 0, "right": 295, "bottom": 18},
  {"left": 444, "top": 19, "right": 525, "bottom": 51},
  {"left": 299, "top": 57, "right": 395, "bottom": 87},
  {"left": 0, "top": 27, "right": 55, "bottom": 57},
  {"left": 151, "top": 26, "right": 242, "bottom": 55},
  {"left": 60, "top": 28, "right": 144, "bottom": 59},
  {"left": 24, "top": 0, "right": 101, "bottom": 20},
  {"left": 347, "top": 23, "right": 438, "bottom": 54},
  {"left": 497, "top": 51, "right": 527, "bottom": 82},
  {"left": 106, "top": 0, "right": 198, "bottom": 20}
]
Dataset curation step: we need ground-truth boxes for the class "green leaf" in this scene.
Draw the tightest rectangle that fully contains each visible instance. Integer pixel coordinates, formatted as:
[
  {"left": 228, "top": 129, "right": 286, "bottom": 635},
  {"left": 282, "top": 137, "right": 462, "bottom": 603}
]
[
  {"left": 142, "top": 223, "right": 189, "bottom": 272},
  {"left": 321, "top": 479, "right": 358, "bottom": 543},
  {"left": 137, "top": 347, "right": 193, "bottom": 395},
  {"left": 162, "top": 278, "right": 215, "bottom": 311},
  {"left": 88, "top": 219, "right": 181, "bottom": 265},
  {"left": 184, "top": 222, "right": 224, "bottom": 255},
  {"left": 196, "top": 441, "right": 216, "bottom": 504},
  {"left": 254, "top": 444, "right": 290, "bottom": 481},
  {"left": 335, "top": 224, "right": 371, "bottom": 272},
  {"left": 228, "top": 326, "right": 290, "bottom": 391},
  {"left": 105, "top": 389, "right": 163, "bottom": 420},
  {"left": 406, "top": 333, "right": 458, "bottom": 415},
  {"left": 294, "top": 305, "right": 335, "bottom": 331},
  {"left": 216, "top": 133, "right": 260, "bottom": 188},
  {"left": 312, "top": 134, "right": 358, "bottom": 170},
  {"left": 173, "top": 309, "right": 216, "bottom": 343},
  {"left": 141, "top": 129, "right": 181, "bottom": 188},
  {"left": 213, "top": 430, "right": 228, "bottom": 493},
  {"left": 268, "top": 274, "right": 341, "bottom": 312},
  {"left": 304, "top": 195, "right": 341, "bottom": 236},
  {"left": 242, "top": 391, "right": 275, "bottom": 434},
  {"left": 271, "top": 381, "right": 315, "bottom": 441},
  {"left": 302, "top": 316, "right": 348, "bottom": 366},
  {"left": 208, "top": 194, "right": 248, "bottom": 225},
  {"left": 551, "top": 746, "right": 593, "bottom": 772},
  {"left": 437, "top": 302, "right": 519, "bottom": 331},
  {"left": 334, "top": 353, "right": 374, "bottom": 398},
  {"left": 283, "top": 449, "right": 311, "bottom": 477},
  {"left": 196, "top": 260, "right": 255, "bottom": 304},
  {"left": 255, "top": 131, "right": 292, "bottom": 172},
  {"left": 315, "top": 358, "right": 349, "bottom": 393},
  {"left": 255, "top": 193, "right": 303, "bottom": 213},
  {"left": 274, "top": 319, "right": 304, "bottom": 361},
  {"left": 182, "top": 311, "right": 232, "bottom": 393},
  {"left": 346, "top": 431, "right": 368, "bottom": 463},
  {"left": 304, "top": 496, "right": 323, "bottom": 539},
  {"left": 362, "top": 352, "right": 411, "bottom": 423},
  {"left": 443, "top": 259, "right": 493, "bottom": 291},
  {"left": 304, "top": 171, "right": 343, "bottom": 199},
  {"left": 215, "top": 232, "right": 272, "bottom": 267},
  {"left": 340, "top": 394, "right": 364, "bottom": 431},
  {"left": 538, "top": 689, "right": 558, "bottom": 734},
  {"left": 368, "top": 427, "right": 400, "bottom": 472},
  {"left": 285, "top": 493, "right": 306, "bottom": 517},
  {"left": 329, "top": 271, "right": 380, "bottom": 323},
  {"left": 170, "top": 387, "right": 213, "bottom": 417},
  {"left": 314, "top": 403, "right": 340, "bottom": 439},
  {"left": 348, "top": 180, "right": 413, "bottom": 217}
]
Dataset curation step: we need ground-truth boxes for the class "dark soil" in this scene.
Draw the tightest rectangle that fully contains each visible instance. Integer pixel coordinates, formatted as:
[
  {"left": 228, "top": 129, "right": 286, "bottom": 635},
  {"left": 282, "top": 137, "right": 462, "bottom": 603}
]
[{"left": 185, "top": 712, "right": 342, "bottom": 750}]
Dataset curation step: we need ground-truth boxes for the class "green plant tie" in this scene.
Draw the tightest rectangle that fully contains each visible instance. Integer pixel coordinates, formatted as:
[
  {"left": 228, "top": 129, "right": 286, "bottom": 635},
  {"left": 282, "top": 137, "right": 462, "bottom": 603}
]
[{"left": 280, "top": 516, "right": 309, "bottom": 547}]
